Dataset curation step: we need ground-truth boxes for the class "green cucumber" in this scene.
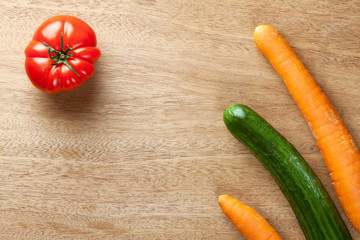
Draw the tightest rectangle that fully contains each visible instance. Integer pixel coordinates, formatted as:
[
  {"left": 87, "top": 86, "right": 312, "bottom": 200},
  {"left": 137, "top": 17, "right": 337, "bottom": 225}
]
[{"left": 223, "top": 104, "right": 351, "bottom": 240}]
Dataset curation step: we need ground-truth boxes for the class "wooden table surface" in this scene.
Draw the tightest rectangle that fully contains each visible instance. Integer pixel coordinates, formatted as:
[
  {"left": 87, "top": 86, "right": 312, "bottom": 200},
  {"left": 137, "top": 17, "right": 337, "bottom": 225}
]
[{"left": 1, "top": 0, "right": 359, "bottom": 239}]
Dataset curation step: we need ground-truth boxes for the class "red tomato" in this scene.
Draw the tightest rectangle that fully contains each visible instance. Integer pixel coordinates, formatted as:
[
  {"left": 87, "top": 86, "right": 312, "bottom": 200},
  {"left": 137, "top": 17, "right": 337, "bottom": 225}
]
[{"left": 25, "top": 15, "right": 101, "bottom": 93}]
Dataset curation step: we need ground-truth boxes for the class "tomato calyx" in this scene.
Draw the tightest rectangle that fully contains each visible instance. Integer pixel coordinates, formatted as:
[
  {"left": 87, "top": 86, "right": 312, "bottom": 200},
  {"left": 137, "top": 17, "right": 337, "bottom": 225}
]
[{"left": 42, "top": 33, "right": 80, "bottom": 77}]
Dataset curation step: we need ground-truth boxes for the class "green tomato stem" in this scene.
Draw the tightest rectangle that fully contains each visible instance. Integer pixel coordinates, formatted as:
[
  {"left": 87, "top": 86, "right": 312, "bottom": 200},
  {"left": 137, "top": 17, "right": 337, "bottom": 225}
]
[{"left": 41, "top": 32, "right": 80, "bottom": 77}]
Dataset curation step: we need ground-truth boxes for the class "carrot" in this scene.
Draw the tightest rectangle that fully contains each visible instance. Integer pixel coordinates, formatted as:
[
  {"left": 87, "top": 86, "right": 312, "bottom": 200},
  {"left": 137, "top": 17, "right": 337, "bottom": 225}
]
[
  {"left": 254, "top": 24, "right": 360, "bottom": 233},
  {"left": 218, "top": 194, "right": 282, "bottom": 240}
]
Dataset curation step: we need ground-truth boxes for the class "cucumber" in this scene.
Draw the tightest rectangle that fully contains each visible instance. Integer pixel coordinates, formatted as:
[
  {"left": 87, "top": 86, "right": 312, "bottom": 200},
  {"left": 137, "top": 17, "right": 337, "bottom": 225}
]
[{"left": 223, "top": 104, "right": 351, "bottom": 240}]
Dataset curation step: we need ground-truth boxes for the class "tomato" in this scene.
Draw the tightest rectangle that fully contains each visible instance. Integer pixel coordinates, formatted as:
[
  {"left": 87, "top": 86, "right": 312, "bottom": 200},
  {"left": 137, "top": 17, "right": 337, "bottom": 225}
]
[{"left": 25, "top": 15, "right": 101, "bottom": 93}]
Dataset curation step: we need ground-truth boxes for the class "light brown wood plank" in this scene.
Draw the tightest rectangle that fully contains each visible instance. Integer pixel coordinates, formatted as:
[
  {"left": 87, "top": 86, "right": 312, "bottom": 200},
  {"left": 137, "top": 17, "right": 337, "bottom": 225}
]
[{"left": 0, "top": 0, "right": 359, "bottom": 239}]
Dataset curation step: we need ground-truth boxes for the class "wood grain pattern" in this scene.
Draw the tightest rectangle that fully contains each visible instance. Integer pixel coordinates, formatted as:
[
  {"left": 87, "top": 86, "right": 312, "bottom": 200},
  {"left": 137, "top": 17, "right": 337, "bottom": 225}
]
[{"left": 0, "top": 0, "right": 359, "bottom": 239}]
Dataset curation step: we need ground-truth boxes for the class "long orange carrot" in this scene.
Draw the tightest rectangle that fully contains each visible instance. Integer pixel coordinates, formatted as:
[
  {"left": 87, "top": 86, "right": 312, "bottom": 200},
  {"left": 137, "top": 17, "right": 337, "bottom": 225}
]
[
  {"left": 254, "top": 24, "right": 360, "bottom": 233},
  {"left": 218, "top": 194, "right": 282, "bottom": 240}
]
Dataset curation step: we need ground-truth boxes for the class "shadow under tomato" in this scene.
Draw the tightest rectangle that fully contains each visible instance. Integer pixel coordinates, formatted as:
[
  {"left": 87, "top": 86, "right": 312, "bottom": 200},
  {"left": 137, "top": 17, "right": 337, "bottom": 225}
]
[
  {"left": 44, "top": 69, "right": 102, "bottom": 114},
  {"left": 31, "top": 65, "right": 105, "bottom": 131}
]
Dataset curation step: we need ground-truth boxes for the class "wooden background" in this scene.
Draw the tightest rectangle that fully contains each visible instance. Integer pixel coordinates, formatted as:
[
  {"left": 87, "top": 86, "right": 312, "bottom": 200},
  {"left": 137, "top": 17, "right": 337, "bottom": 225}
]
[{"left": 0, "top": 0, "right": 359, "bottom": 239}]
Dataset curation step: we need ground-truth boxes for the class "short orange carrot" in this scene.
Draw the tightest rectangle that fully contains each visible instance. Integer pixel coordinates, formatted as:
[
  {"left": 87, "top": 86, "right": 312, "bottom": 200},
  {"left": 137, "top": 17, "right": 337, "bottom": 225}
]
[
  {"left": 254, "top": 25, "right": 360, "bottom": 233},
  {"left": 218, "top": 194, "right": 282, "bottom": 240}
]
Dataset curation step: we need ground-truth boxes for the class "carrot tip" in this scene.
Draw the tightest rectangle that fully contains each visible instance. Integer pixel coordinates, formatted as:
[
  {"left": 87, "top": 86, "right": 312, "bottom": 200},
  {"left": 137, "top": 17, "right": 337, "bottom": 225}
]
[
  {"left": 254, "top": 25, "right": 268, "bottom": 33},
  {"left": 218, "top": 194, "right": 229, "bottom": 205},
  {"left": 254, "top": 25, "right": 275, "bottom": 39},
  {"left": 255, "top": 25, "right": 267, "bottom": 31}
]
